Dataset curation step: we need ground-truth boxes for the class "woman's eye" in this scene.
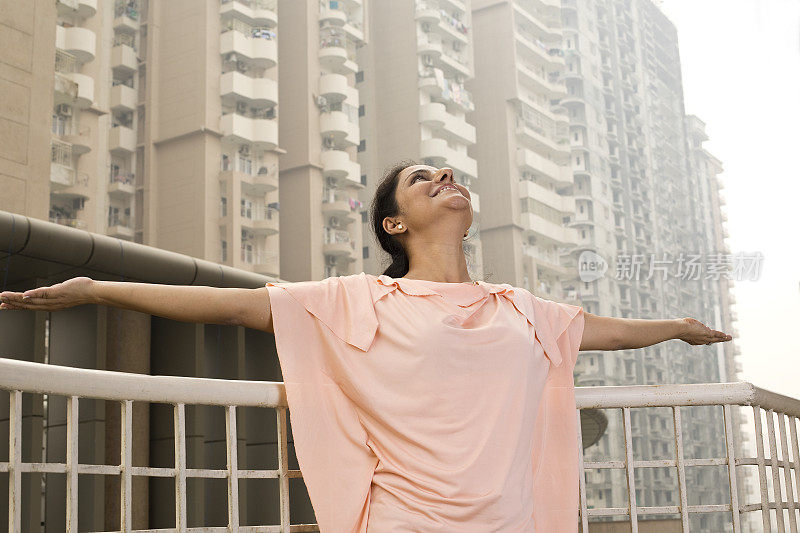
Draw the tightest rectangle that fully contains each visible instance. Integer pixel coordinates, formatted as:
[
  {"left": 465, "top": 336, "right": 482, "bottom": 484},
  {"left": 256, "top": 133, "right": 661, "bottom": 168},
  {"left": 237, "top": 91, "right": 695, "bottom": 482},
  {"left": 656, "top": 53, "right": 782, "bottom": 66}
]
[{"left": 413, "top": 175, "right": 425, "bottom": 182}]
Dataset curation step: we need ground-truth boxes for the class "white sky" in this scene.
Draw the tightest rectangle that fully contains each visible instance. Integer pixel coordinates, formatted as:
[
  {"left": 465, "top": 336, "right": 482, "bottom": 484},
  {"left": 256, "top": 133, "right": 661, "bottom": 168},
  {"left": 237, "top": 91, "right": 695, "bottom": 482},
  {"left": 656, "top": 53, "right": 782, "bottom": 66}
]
[{"left": 658, "top": 0, "right": 800, "bottom": 398}]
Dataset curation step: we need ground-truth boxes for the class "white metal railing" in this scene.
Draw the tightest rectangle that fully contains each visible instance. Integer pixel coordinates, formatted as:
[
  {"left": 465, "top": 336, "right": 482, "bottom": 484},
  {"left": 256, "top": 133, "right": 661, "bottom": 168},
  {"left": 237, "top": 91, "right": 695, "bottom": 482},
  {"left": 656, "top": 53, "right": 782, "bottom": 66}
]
[
  {"left": 0, "top": 357, "right": 299, "bottom": 532},
  {"left": 2, "top": 359, "right": 799, "bottom": 531},
  {"left": 575, "top": 382, "right": 800, "bottom": 532}
]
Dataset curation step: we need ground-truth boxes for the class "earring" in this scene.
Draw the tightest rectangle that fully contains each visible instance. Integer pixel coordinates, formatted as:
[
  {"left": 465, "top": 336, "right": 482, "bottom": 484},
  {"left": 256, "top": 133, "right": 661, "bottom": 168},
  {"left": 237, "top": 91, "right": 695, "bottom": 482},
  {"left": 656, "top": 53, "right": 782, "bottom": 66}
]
[{"left": 397, "top": 223, "right": 403, "bottom": 229}]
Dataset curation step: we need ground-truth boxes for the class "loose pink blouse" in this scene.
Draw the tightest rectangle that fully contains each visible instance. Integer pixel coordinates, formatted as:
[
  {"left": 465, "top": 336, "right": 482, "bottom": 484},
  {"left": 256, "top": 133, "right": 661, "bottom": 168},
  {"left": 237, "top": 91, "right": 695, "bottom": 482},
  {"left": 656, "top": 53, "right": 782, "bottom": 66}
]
[{"left": 265, "top": 272, "right": 585, "bottom": 532}]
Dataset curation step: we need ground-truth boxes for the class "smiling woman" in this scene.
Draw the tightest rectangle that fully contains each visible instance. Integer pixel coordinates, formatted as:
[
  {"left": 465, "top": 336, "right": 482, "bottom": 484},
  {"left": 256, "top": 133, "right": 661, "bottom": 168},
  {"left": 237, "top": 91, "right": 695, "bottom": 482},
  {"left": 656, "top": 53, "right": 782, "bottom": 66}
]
[{"left": 0, "top": 159, "right": 731, "bottom": 532}]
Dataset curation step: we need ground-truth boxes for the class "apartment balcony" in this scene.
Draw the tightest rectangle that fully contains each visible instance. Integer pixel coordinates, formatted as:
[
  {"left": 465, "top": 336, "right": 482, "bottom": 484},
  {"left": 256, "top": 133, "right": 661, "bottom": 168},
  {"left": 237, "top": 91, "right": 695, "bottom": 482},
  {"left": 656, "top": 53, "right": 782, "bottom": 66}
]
[
  {"left": 54, "top": 73, "right": 78, "bottom": 106},
  {"left": 320, "top": 111, "right": 359, "bottom": 147},
  {"left": 109, "top": 125, "right": 136, "bottom": 155},
  {"left": 220, "top": 71, "right": 278, "bottom": 108},
  {"left": 518, "top": 179, "right": 574, "bottom": 215},
  {"left": 419, "top": 102, "right": 476, "bottom": 145},
  {"left": 415, "top": 4, "right": 440, "bottom": 25},
  {"left": 107, "top": 217, "right": 134, "bottom": 239},
  {"left": 436, "top": 50, "right": 471, "bottom": 79},
  {"left": 321, "top": 149, "right": 362, "bottom": 187},
  {"left": 220, "top": 29, "right": 277, "bottom": 69},
  {"left": 219, "top": 0, "right": 277, "bottom": 28},
  {"left": 108, "top": 172, "right": 135, "bottom": 198},
  {"left": 110, "top": 83, "right": 137, "bottom": 113},
  {"left": 514, "top": 31, "right": 562, "bottom": 69},
  {"left": 47, "top": 215, "right": 87, "bottom": 229},
  {"left": 111, "top": 43, "right": 137, "bottom": 76},
  {"left": 516, "top": 63, "right": 566, "bottom": 98},
  {"left": 521, "top": 211, "right": 577, "bottom": 246},
  {"left": 60, "top": 122, "right": 92, "bottom": 155},
  {"left": 318, "top": 40, "right": 358, "bottom": 75},
  {"left": 515, "top": 118, "right": 570, "bottom": 157},
  {"left": 57, "top": 0, "right": 97, "bottom": 18},
  {"left": 113, "top": 1, "right": 140, "bottom": 33},
  {"left": 418, "top": 32, "right": 443, "bottom": 58},
  {"left": 418, "top": 67, "right": 475, "bottom": 112},
  {"left": 240, "top": 206, "right": 279, "bottom": 236},
  {"left": 323, "top": 228, "right": 356, "bottom": 258},
  {"left": 241, "top": 169, "right": 278, "bottom": 194},
  {"left": 511, "top": 3, "right": 560, "bottom": 41},
  {"left": 220, "top": 113, "right": 278, "bottom": 150},
  {"left": 319, "top": 4, "right": 347, "bottom": 25},
  {"left": 49, "top": 163, "right": 88, "bottom": 199},
  {"left": 240, "top": 248, "right": 280, "bottom": 277},
  {"left": 420, "top": 137, "right": 477, "bottom": 179},
  {"left": 516, "top": 147, "right": 572, "bottom": 187},
  {"left": 322, "top": 192, "right": 358, "bottom": 222},
  {"left": 56, "top": 25, "right": 96, "bottom": 64},
  {"left": 436, "top": 15, "right": 469, "bottom": 45},
  {"left": 522, "top": 243, "right": 570, "bottom": 276},
  {"left": 318, "top": 73, "right": 358, "bottom": 106}
]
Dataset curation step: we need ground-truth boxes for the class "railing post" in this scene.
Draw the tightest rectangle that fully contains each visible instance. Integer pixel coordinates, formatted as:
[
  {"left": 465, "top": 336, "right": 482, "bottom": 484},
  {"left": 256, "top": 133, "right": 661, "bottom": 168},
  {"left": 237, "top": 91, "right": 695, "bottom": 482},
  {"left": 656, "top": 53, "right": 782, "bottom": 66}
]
[
  {"left": 672, "top": 405, "right": 689, "bottom": 531},
  {"left": 622, "top": 407, "right": 638, "bottom": 532},
  {"left": 776, "top": 412, "right": 797, "bottom": 531},
  {"left": 766, "top": 409, "right": 786, "bottom": 532},
  {"left": 66, "top": 396, "right": 79, "bottom": 533},
  {"left": 8, "top": 391, "right": 22, "bottom": 533},
  {"left": 120, "top": 400, "right": 133, "bottom": 532},
  {"left": 277, "top": 407, "right": 290, "bottom": 533},
  {"left": 723, "top": 404, "right": 742, "bottom": 532},
  {"left": 174, "top": 403, "right": 187, "bottom": 532},
  {"left": 226, "top": 405, "right": 240, "bottom": 530},
  {"left": 753, "top": 406, "right": 773, "bottom": 531},
  {"left": 790, "top": 416, "right": 800, "bottom": 528},
  {"left": 576, "top": 408, "right": 589, "bottom": 532}
]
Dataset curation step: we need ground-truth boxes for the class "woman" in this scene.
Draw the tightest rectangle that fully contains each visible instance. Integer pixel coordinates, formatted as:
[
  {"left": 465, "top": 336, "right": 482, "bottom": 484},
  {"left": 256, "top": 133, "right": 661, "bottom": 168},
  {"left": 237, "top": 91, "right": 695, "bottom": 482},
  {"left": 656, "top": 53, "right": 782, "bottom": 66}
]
[{"left": 0, "top": 161, "right": 730, "bottom": 532}]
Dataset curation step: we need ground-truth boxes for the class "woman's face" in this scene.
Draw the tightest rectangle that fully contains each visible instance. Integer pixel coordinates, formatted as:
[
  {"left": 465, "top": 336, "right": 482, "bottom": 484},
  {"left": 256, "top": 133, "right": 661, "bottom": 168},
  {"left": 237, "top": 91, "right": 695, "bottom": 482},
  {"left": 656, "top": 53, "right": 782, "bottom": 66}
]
[{"left": 385, "top": 164, "right": 472, "bottom": 237}]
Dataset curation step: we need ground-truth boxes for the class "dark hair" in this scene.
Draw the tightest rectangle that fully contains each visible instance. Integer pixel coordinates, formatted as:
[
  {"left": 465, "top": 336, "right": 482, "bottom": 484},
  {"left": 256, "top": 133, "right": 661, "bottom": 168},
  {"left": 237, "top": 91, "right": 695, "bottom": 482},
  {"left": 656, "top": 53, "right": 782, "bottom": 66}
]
[{"left": 370, "top": 159, "right": 417, "bottom": 278}]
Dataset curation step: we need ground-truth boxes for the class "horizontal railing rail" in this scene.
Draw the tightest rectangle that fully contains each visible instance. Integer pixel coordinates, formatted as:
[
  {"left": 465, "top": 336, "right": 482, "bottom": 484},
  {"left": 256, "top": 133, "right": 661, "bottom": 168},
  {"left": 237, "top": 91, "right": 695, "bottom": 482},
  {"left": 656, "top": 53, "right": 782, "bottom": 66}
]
[{"left": 1, "top": 358, "right": 798, "bottom": 532}]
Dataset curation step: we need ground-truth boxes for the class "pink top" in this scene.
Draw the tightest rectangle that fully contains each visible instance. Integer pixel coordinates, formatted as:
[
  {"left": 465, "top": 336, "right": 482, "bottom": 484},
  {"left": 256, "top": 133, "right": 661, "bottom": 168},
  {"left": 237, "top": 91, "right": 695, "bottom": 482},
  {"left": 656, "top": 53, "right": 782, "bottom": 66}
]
[{"left": 265, "top": 272, "right": 585, "bottom": 532}]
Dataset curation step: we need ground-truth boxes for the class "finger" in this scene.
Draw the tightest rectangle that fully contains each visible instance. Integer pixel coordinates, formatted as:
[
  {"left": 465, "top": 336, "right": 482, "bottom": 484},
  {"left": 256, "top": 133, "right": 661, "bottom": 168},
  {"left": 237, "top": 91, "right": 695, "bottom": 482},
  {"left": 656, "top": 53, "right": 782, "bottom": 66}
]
[{"left": 22, "top": 287, "right": 53, "bottom": 299}]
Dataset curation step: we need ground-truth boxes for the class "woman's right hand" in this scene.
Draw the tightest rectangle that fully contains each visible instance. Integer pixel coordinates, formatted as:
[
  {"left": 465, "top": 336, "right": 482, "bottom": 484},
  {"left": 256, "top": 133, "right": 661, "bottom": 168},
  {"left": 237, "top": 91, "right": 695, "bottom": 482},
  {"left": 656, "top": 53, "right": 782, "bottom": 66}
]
[{"left": 0, "top": 277, "right": 97, "bottom": 311}]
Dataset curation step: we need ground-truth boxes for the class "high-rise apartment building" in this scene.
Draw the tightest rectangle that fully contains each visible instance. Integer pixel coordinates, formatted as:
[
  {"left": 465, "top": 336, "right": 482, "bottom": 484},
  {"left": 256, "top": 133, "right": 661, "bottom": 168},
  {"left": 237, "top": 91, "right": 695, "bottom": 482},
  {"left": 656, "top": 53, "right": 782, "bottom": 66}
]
[
  {"left": 276, "top": 0, "right": 367, "bottom": 281},
  {"left": 358, "top": 0, "right": 484, "bottom": 280},
  {"left": 470, "top": 0, "right": 581, "bottom": 296},
  {"left": 9, "top": 0, "right": 284, "bottom": 277},
  {"left": 471, "top": 0, "right": 749, "bottom": 530}
]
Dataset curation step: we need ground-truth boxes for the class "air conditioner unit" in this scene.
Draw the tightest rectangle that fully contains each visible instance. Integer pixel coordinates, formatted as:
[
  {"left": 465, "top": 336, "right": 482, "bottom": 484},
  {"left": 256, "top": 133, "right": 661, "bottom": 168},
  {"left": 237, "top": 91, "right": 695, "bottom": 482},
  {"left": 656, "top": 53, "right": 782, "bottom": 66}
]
[
  {"left": 265, "top": 107, "right": 276, "bottom": 119},
  {"left": 325, "top": 176, "right": 337, "bottom": 187},
  {"left": 236, "top": 101, "right": 247, "bottom": 114},
  {"left": 56, "top": 104, "right": 72, "bottom": 117},
  {"left": 423, "top": 55, "right": 434, "bottom": 66},
  {"left": 421, "top": 22, "right": 430, "bottom": 32},
  {"left": 315, "top": 95, "right": 328, "bottom": 108},
  {"left": 452, "top": 41, "right": 461, "bottom": 52},
  {"left": 238, "top": 145, "right": 250, "bottom": 156},
  {"left": 326, "top": 255, "right": 338, "bottom": 266}
]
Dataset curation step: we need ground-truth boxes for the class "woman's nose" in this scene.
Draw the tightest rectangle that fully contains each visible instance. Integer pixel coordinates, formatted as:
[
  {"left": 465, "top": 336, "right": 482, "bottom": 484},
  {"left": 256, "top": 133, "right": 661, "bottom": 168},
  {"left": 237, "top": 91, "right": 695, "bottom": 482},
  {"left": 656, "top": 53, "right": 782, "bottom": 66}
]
[{"left": 434, "top": 167, "right": 454, "bottom": 182}]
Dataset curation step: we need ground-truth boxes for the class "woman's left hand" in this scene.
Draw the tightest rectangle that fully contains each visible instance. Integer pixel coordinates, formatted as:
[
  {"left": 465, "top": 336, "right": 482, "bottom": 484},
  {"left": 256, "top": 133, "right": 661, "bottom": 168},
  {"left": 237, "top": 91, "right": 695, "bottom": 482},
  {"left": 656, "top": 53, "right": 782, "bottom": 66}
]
[{"left": 676, "top": 317, "right": 733, "bottom": 345}]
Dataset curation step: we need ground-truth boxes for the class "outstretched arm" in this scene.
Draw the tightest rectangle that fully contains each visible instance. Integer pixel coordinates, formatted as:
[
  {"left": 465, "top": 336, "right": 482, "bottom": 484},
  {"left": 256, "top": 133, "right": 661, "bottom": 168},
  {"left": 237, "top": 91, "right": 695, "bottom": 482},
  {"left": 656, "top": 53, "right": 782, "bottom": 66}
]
[
  {"left": 580, "top": 312, "right": 732, "bottom": 351},
  {"left": 0, "top": 277, "right": 274, "bottom": 333}
]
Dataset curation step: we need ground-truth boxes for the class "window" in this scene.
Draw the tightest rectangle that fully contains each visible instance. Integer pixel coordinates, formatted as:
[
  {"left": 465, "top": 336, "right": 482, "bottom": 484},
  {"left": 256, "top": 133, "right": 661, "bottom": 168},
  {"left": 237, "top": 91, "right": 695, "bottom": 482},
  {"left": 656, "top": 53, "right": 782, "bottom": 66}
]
[
  {"left": 360, "top": 174, "right": 367, "bottom": 186},
  {"left": 358, "top": 104, "right": 365, "bottom": 117},
  {"left": 355, "top": 70, "right": 364, "bottom": 83},
  {"left": 221, "top": 240, "right": 227, "bottom": 262},
  {"left": 357, "top": 139, "right": 366, "bottom": 152},
  {"left": 362, "top": 246, "right": 369, "bottom": 259},
  {"left": 361, "top": 210, "right": 368, "bottom": 223}
]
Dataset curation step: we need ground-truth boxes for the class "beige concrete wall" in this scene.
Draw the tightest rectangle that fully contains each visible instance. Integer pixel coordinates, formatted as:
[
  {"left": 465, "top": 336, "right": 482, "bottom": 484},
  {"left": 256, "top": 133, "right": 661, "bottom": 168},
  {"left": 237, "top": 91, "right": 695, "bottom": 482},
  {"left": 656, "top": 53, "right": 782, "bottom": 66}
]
[{"left": 0, "top": 0, "right": 56, "bottom": 219}]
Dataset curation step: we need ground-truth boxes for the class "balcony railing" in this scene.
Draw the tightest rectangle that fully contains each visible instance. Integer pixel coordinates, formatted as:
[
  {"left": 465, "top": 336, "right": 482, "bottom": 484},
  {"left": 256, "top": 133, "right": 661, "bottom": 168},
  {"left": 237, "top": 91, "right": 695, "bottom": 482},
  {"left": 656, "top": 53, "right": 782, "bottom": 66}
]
[{"left": 1, "top": 360, "right": 798, "bottom": 531}]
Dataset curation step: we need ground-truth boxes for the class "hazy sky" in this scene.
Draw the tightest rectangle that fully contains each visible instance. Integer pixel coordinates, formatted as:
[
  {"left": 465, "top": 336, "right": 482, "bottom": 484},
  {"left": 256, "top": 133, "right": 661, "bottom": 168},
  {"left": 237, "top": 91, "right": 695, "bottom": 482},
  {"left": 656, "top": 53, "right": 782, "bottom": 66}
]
[{"left": 658, "top": 0, "right": 800, "bottom": 398}]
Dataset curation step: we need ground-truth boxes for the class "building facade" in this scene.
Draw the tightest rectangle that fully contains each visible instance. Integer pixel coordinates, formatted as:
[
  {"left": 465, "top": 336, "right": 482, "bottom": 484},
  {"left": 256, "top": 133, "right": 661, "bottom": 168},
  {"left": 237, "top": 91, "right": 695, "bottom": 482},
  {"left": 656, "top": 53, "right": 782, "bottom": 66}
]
[
  {"left": 470, "top": 0, "right": 750, "bottom": 530},
  {"left": 358, "top": 0, "right": 484, "bottom": 280}
]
